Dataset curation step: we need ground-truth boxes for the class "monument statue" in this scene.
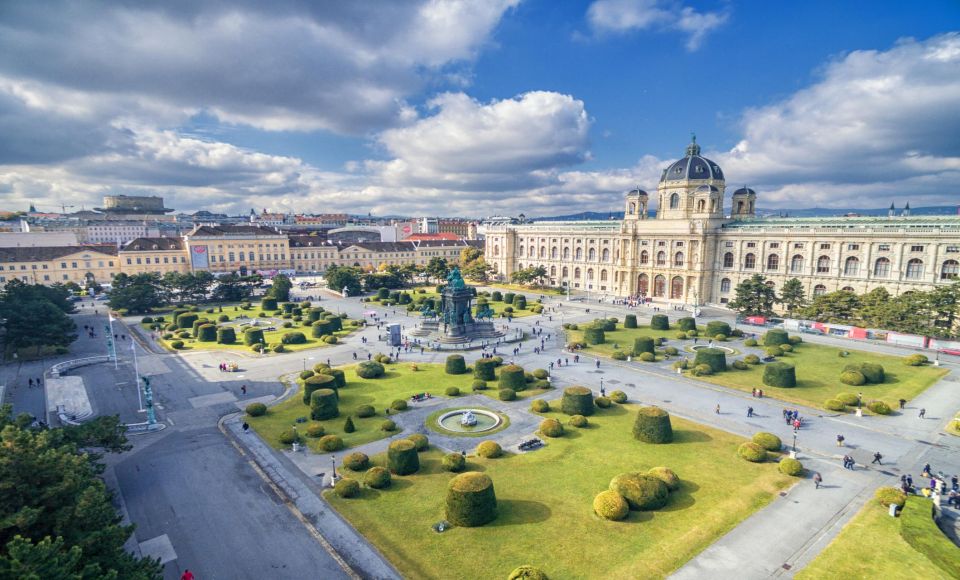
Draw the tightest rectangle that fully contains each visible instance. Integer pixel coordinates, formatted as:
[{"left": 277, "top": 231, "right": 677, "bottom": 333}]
[{"left": 460, "top": 410, "right": 478, "bottom": 427}]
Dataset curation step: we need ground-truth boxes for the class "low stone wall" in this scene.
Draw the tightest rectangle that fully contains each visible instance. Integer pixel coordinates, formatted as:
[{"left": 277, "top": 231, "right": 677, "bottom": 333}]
[{"left": 49, "top": 355, "right": 110, "bottom": 378}]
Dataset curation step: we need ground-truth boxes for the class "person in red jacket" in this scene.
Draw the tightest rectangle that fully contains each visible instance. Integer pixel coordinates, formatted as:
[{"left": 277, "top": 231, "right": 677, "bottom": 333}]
[{"left": 181, "top": 570, "right": 194, "bottom": 580}]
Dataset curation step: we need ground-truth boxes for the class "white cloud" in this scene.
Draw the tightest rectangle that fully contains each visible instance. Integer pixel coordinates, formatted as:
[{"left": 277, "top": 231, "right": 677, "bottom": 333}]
[{"left": 586, "top": 0, "right": 728, "bottom": 51}]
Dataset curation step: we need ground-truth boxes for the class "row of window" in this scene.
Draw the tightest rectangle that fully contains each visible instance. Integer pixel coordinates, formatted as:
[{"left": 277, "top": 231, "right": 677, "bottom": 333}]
[
  {"left": 719, "top": 278, "right": 874, "bottom": 298},
  {"left": 515, "top": 263, "right": 611, "bottom": 282},
  {"left": 0, "top": 260, "right": 115, "bottom": 271},
  {"left": 639, "top": 251, "right": 685, "bottom": 267},
  {"left": 125, "top": 256, "right": 187, "bottom": 265},
  {"left": 720, "top": 253, "right": 958, "bottom": 280}
]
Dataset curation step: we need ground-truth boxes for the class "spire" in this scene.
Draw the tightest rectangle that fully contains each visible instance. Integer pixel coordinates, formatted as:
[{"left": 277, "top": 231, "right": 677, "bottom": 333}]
[
  {"left": 888, "top": 202, "right": 895, "bottom": 218},
  {"left": 889, "top": 202, "right": 895, "bottom": 210},
  {"left": 685, "top": 133, "right": 701, "bottom": 156},
  {"left": 903, "top": 202, "right": 911, "bottom": 217}
]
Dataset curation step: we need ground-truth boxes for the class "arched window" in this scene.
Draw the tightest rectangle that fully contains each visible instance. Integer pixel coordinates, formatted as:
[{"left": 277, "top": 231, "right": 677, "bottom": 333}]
[
  {"left": 539, "top": 246, "right": 546, "bottom": 258},
  {"left": 696, "top": 199, "right": 705, "bottom": 212},
  {"left": 841, "top": 286, "right": 855, "bottom": 292},
  {"left": 493, "top": 245, "right": 500, "bottom": 257},
  {"left": 906, "top": 258, "right": 924, "bottom": 279},
  {"left": 628, "top": 202, "right": 636, "bottom": 214},
  {"left": 575, "top": 248, "right": 583, "bottom": 260},
  {"left": 670, "top": 276, "right": 683, "bottom": 299},
  {"left": 551, "top": 247, "right": 558, "bottom": 259},
  {"left": 574, "top": 267, "right": 581, "bottom": 278},
  {"left": 562, "top": 266, "right": 568, "bottom": 277},
  {"left": 873, "top": 257, "right": 891, "bottom": 277},
  {"left": 638, "top": 274, "right": 649, "bottom": 295},
  {"left": 519, "top": 245, "right": 524, "bottom": 257},
  {"left": 654, "top": 275, "right": 666, "bottom": 297},
  {"left": 942, "top": 259, "right": 959, "bottom": 280},
  {"left": 587, "top": 268, "right": 594, "bottom": 281},
  {"left": 813, "top": 284, "right": 827, "bottom": 296},
  {"left": 249, "top": 251, "right": 255, "bottom": 261},
  {"left": 816, "top": 256, "right": 831, "bottom": 273},
  {"left": 744, "top": 253, "right": 756, "bottom": 269},
  {"left": 656, "top": 251, "right": 666, "bottom": 266},
  {"left": 528, "top": 246, "right": 535, "bottom": 258},
  {"left": 588, "top": 248, "right": 596, "bottom": 261},
  {"left": 550, "top": 266, "right": 556, "bottom": 276},
  {"left": 723, "top": 252, "right": 734, "bottom": 268},
  {"left": 640, "top": 250, "right": 649, "bottom": 265},
  {"left": 767, "top": 254, "right": 779, "bottom": 270},
  {"left": 563, "top": 247, "right": 570, "bottom": 259},
  {"left": 720, "top": 278, "right": 731, "bottom": 292},
  {"left": 600, "top": 269, "right": 608, "bottom": 281},
  {"left": 669, "top": 193, "right": 680, "bottom": 209},
  {"left": 602, "top": 248, "right": 610, "bottom": 262},
  {"left": 791, "top": 255, "right": 804, "bottom": 273},
  {"left": 674, "top": 252, "right": 684, "bottom": 267},
  {"left": 843, "top": 256, "right": 860, "bottom": 276}
]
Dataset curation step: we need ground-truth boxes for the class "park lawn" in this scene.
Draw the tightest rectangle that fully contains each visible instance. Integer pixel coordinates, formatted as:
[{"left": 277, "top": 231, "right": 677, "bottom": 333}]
[
  {"left": 479, "top": 281, "right": 566, "bottom": 295},
  {"left": 567, "top": 325, "right": 683, "bottom": 358},
  {"left": 693, "top": 342, "right": 948, "bottom": 412},
  {"left": 248, "top": 363, "right": 479, "bottom": 450},
  {"left": 327, "top": 405, "right": 793, "bottom": 579},
  {"left": 369, "top": 289, "right": 539, "bottom": 318},
  {"left": 796, "top": 497, "right": 955, "bottom": 579}
]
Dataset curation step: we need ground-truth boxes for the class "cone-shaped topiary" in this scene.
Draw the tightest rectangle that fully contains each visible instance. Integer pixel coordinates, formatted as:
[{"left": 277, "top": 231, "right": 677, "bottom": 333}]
[
  {"left": 632, "top": 406, "right": 673, "bottom": 443},
  {"left": 387, "top": 439, "right": 420, "bottom": 475},
  {"left": 442, "top": 452, "right": 466, "bottom": 472},
  {"left": 737, "top": 442, "right": 767, "bottom": 462},
  {"left": 693, "top": 347, "right": 727, "bottom": 373},
  {"left": 309, "top": 388, "right": 339, "bottom": 420},
  {"left": 476, "top": 440, "right": 502, "bottom": 458},
  {"left": 498, "top": 365, "right": 526, "bottom": 390},
  {"left": 648, "top": 467, "right": 680, "bottom": 491},
  {"left": 763, "top": 362, "right": 796, "bottom": 388},
  {"left": 705, "top": 321, "right": 731, "bottom": 337},
  {"left": 678, "top": 317, "right": 697, "bottom": 332},
  {"left": 445, "top": 354, "right": 467, "bottom": 374},
  {"left": 343, "top": 416, "right": 356, "bottom": 433},
  {"left": 303, "top": 374, "right": 336, "bottom": 405},
  {"left": 779, "top": 457, "right": 803, "bottom": 476},
  {"left": 446, "top": 472, "right": 498, "bottom": 527},
  {"left": 583, "top": 327, "right": 605, "bottom": 344},
  {"left": 763, "top": 328, "right": 789, "bottom": 346},
  {"left": 633, "top": 337, "right": 655, "bottom": 356},
  {"left": 593, "top": 490, "right": 629, "bottom": 521},
  {"left": 508, "top": 566, "right": 549, "bottom": 580},
  {"left": 650, "top": 314, "right": 669, "bottom": 330},
  {"left": 540, "top": 418, "right": 564, "bottom": 437},
  {"left": 216, "top": 326, "right": 236, "bottom": 344},
  {"left": 624, "top": 314, "right": 638, "bottom": 328},
  {"left": 474, "top": 358, "right": 497, "bottom": 381},
  {"left": 364, "top": 466, "right": 391, "bottom": 489},
  {"left": 752, "top": 432, "right": 782, "bottom": 452},
  {"left": 609, "top": 472, "right": 669, "bottom": 510},
  {"left": 561, "top": 386, "right": 595, "bottom": 416}
]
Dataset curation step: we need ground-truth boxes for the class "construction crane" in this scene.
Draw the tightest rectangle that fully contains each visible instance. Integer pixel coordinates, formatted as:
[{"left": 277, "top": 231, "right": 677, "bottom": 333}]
[{"left": 35, "top": 203, "right": 76, "bottom": 213}]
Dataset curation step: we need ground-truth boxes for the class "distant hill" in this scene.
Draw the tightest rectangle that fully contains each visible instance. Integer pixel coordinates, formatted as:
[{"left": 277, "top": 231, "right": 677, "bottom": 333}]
[{"left": 531, "top": 205, "right": 958, "bottom": 221}]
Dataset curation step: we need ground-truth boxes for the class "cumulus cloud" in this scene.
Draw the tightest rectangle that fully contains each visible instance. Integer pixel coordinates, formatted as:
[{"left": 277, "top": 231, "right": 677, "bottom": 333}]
[{"left": 586, "top": 0, "right": 728, "bottom": 51}]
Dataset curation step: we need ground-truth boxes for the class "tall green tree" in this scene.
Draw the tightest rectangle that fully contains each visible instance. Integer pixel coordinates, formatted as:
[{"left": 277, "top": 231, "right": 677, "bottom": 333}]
[
  {"left": 728, "top": 274, "right": 777, "bottom": 317},
  {"left": 108, "top": 273, "right": 164, "bottom": 313},
  {"left": 2, "top": 280, "right": 75, "bottom": 314},
  {"left": 3, "top": 300, "right": 77, "bottom": 354},
  {"left": 325, "top": 266, "right": 362, "bottom": 296},
  {"left": 425, "top": 257, "right": 450, "bottom": 283},
  {"left": 778, "top": 278, "right": 806, "bottom": 314},
  {"left": 461, "top": 258, "right": 492, "bottom": 282},
  {"left": 267, "top": 274, "right": 292, "bottom": 301},
  {"left": 800, "top": 290, "right": 862, "bottom": 323}
]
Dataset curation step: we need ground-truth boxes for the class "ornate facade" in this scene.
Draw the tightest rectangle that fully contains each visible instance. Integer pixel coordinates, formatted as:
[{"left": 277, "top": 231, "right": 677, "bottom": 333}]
[{"left": 485, "top": 138, "right": 960, "bottom": 307}]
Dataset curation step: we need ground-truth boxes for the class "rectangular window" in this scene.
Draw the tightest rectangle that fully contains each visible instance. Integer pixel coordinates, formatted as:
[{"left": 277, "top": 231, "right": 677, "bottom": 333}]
[
  {"left": 658, "top": 241, "right": 666, "bottom": 246},
  {"left": 878, "top": 244, "right": 890, "bottom": 251},
  {"left": 109, "top": 261, "right": 114, "bottom": 267},
  {"left": 31, "top": 265, "right": 36, "bottom": 270},
  {"left": 746, "top": 242, "right": 757, "bottom": 248},
  {"left": 819, "top": 243, "right": 831, "bottom": 250},
  {"left": 724, "top": 241, "right": 734, "bottom": 247},
  {"left": 946, "top": 246, "right": 959, "bottom": 253},
  {"left": 911, "top": 245, "right": 924, "bottom": 252},
  {"left": 61, "top": 262, "right": 67, "bottom": 268},
  {"left": 675, "top": 241, "right": 684, "bottom": 247},
  {"left": 769, "top": 242, "right": 780, "bottom": 249},
  {"left": 43, "top": 275, "right": 49, "bottom": 281},
  {"left": 63, "top": 274, "right": 68, "bottom": 280},
  {"left": 42, "top": 264, "right": 48, "bottom": 269},
  {"left": 127, "top": 258, "right": 132, "bottom": 264},
  {"left": 793, "top": 243, "right": 804, "bottom": 249},
  {"left": 136, "top": 258, "right": 142, "bottom": 264}
]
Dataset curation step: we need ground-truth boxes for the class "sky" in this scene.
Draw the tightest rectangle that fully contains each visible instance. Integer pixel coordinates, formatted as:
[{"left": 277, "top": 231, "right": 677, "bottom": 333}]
[{"left": 0, "top": 1, "right": 958, "bottom": 218}]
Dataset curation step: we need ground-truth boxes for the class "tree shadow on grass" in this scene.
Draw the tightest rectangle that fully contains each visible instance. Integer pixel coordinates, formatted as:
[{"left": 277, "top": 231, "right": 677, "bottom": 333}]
[
  {"left": 596, "top": 404, "right": 628, "bottom": 416},
  {"left": 659, "top": 480, "right": 700, "bottom": 512},
  {"left": 487, "top": 499, "right": 552, "bottom": 527},
  {"left": 671, "top": 430, "right": 712, "bottom": 444},
  {"left": 381, "top": 478, "right": 415, "bottom": 492}
]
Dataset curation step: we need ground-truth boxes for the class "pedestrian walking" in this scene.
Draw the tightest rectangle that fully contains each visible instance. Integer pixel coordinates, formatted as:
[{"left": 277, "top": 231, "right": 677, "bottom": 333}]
[
  {"left": 181, "top": 570, "right": 194, "bottom": 580},
  {"left": 747, "top": 406, "right": 754, "bottom": 418},
  {"left": 758, "top": 389, "right": 763, "bottom": 398},
  {"left": 595, "top": 359, "right": 600, "bottom": 369},
  {"left": 715, "top": 404, "right": 720, "bottom": 414},
  {"left": 241, "top": 385, "right": 247, "bottom": 395},
  {"left": 919, "top": 408, "right": 926, "bottom": 419},
  {"left": 813, "top": 472, "right": 822, "bottom": 489},
  {"left": 872, "top": 451, "right": 883, "bottom": 465},
  {"left": 242, "top": 422, "right": 249, "bottom": 433},
  {"left": 836, "top": 434, "right": 845, "bottom": 447},
  {"left": 899, "top": 398, "right": 906, "bottom": 410},
  {"left": 28, "top": 378, "right": 33, "bottom": 388}
]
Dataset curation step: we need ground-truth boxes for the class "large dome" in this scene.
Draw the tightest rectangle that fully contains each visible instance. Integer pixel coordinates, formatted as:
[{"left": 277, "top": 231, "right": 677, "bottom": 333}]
[{"left": 660, "top": 137, "right": 724, "bottom": 183}]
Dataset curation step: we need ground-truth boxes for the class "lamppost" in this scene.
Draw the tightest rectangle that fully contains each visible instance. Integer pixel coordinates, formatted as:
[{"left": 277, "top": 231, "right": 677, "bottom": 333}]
[
  {"left": 331, "top": 455, "right": 337, "bottom": 484},
  {"left": 857, "top": 392, "right": 863, "bottom": 409},
  {"left": 600, "top": 377, "right": 604, "bottom": 394},
  {"left": 791, "top": 432, "right": 797, "bottom": 457}
]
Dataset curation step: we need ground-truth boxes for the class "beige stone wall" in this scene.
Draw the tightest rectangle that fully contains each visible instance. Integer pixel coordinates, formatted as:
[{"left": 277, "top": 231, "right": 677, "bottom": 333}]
[
  {"left": 0, "top": 250, "right": 118, "bottom": 285},
  {"left": 119, "top": 250, "right": 190, "bottom": 276}
]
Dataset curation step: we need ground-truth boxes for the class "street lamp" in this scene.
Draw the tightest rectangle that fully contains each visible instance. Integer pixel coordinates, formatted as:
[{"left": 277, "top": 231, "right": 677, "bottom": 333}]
[
  {"left": 792, "top": 432, "right": 797, "bottom": 456},
  {"left": 857, "top": 392, "right": 863, "bottom": 409},
  {"left": 331, "top": 455, "right": 337, "bottom": 483}
]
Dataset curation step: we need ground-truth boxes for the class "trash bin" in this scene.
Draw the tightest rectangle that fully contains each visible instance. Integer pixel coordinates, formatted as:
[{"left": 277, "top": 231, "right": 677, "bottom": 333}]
[
  {"left": 888, "top": 503, "right": 898, "bottom": 517},
  {"left": 292, "top": 442, "right": 300, "bottom": 453}
]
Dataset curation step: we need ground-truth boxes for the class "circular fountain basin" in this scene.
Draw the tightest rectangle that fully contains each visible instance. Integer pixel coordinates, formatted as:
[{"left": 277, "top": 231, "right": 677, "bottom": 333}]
[
  {"left": 689, "top": 344, "right": 736, "bottom": 354},
  {"left": 437, "top": 409, "right": 502, "bottom": 433}
]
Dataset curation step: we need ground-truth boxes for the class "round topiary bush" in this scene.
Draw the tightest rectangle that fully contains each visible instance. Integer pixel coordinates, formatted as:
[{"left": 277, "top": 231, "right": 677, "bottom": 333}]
[
  {"left": 364, "top": 466, "right": 392, "bottom": 489},
  {"left": 445, "top": 472, "right": 497, "bottom": 527},
  {"left": 444, "top": 386, "right": 461, "bottom": 397},
  {"left": 176, "top": 312, "right": 199, "bottom": 330},
  {"left": 380, "top": 419, "right": 397, "bottom": 432},
  {"left": 693, "top": 347, "right": 727, "bottom": 373},
  {"left": 540, "top": 418, "right": 564, "bottom": 437},
  {"left": 532, "top": 368, "right": 549, "bottom": 380},
  {"left": 650, "top": 314, "right": 669, "bottom": 330},
  {"left": 744, "top": 354, "right": 760, "bottom": 365},
  {"left": 705, "top": 321, "right": 731, "bottom": 337},
  {"left": 390, "top": 399, "right": 408, "bottom": 412},
  {"left": 476, "top": 440, "right": 503, "bottom": 458},
  {"left": 245, "top": 402, "right": 267, "bottom": 417},
  {"left": 216, "top": 327, "right": 236, "bottom": 344},
  {"left": 903, "top": 353, "right": 928, "bottom": 366},
  {"left": 632, "top": 406, "right": 673, "bottom": 443},
  {"left": 597, "top": 318, "right": 616, "bottom": 331},
  {"left": 498, "top": 365, "right": 526, "bottom": 391},
  {"left": 779, "top": 457, "right": 803, "bottom": 476},
  {"left": 356, "top": 361, "right": 385, "bottom": 379},
  {"left": 387, "top": 439, "right": 420, "bottom": 475},
  {"left": 530, "top": 399, "right": 550, "bottom": 413},
  {"left": 639, "top": 352, "right": 656, "bottom": 362},
  {"left": 647, "top": 467, "right": 680, "bottom": 491},
  {"left": 343, "top": 452, "right": 369, "bottom": 471},
  {"left": 319, "top": 434, "right": 344, "bottom": 452},
  {"left": 737, "top": 442, "right": 767, "bottom": 462},
  {"left": 609, "top": 472, "right": 669, "bottom": 511},
  {"left": 498, "top": 388, "right": 516, "bottom": 401},
  {"left": 845, "top": 362, "right": 885, "bottom": 384},
  {"left": 840, "top": 370, "right": 866, "bottom": 386},
  {"left": 442, "top": 452, "right": 466, "bottom": 473},
  {"left": 763, "top": 362, "right": 796, "bottom": 388},
  {"left": 569, "top": 415, "right": 588, "bottom": 428},
  {"left": 744, "top": 338, "right": 758, "bottom": 347},
  {"left": 508, "top": 565, "right": 549, "bottom": 580},
  {"left": 445, "top": 354, "right": 467, "bottom": 375},
  {"left": 731, "top": 360, "right": 748, "bottom": 370},
  {"left": 824, "top": 398, "right": 847, "bottom": 412},
  {"left": 583, "top": 327, "right": 605, "bottom": 345},
  {"left": 691, "top": 364, "right": 712, "bottom": 377},
  {"left": 561, "top": 386, "right": 595, "bottom": 416},
  {"left": 624, "top": 314, "right": 638, "bottom": 329},
  {"left": 279, "top": 428, "right": 299, "bottom": 445},
  {"left": 677, "top": 317, "right": 697, "bottom": 332},
  {"left": 632, "top": 336, "right": 655, "bottom": 356},
  {"left": 310, "top": 388, "right": 339, "bottom": 420},
  {"left": 765, "top": 345, "right": 784, "bottom": 357},
  {"left": 609, "top": 390, "right": 628, "bottom": 404},
  {"left": 474, "top": 358, "right": 497, "bottom": 381},
  {"left": 611, "top": 351, "right": 627, "bottom": 361},
  {"left": 407, "top": 433, "right": 429, "bottom": 451},
  {"left": 243, "top": 327, "right": 265, "bottom": 346},
  {"left": 355, "top": 405, "right": 375, "bottom": 418},
  {"left": 763, "top": 328, "right": 789, "bottom": 346},
  {"left": 868, "top": 400, "right": 892, "bottom": 415},
  {"left": 752, "top": 432, "right": 782, "bottom": 452},
  {"left": 471, "top": 379, "right": 488, "bottom": 391},
  {"left": 595, "top": 396, "right": 611, "bottom": 408},
  {"left": 514, "top": 296, "right": 527, "bottom": 310},
  {"left": 875, "top": 486, "right": 907, "bottom": 508},
  {"left": 305, "top": 423, "right": 325, "bottom": 438},
  {"left": 593, "top": 490, "right": 629, "bottom": 521},
  {"left": 836, "top": 392, "right": 859, "bottom": 406},
  {"left": 334, "top": 477, "right": 360, "bottom": 498},
  {"left": 303, "top": 374, "right": 336, "bottom": 405},
  {"left": 779, "top": 343, "right": 793, "bottom": 352},
  {"left": 280, "top": 331, "right": 306, "bottom": 345},
  {"left": 170, "top": 340, "right": 185, "bottom": 349}
]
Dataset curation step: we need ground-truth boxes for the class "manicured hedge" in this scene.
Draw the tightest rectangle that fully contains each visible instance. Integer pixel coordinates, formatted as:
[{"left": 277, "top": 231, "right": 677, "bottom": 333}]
[
  {"left": 387, "top": 439, "right": 420, "bottom": 475},
  {"left": 197, "top": 324, "right": 217, "bottom": 342},
  {"left": 406, "top": 433, "right": 429, "bottom": 451},
  {"left": 844, "top": 362, "right": 885, "bottom": 384},
  {"left": 343, "top": 452, "right": 369, "bottom": 471},
  {"left": 583, "top": 327, "right": 605, "bottom": 345},
  {"left": 762, "top": 362, "right": 796, "bottom": 388},
  {"left": 503, "top": 293, "right": 515, "bottom": 305},
  {"left": 245, "top": 402, "right": 267, "bottom": 417},
  {"left": 513, "top": 296, "right": 527, "bottom": 310},
  {"left": 650, "top": 314, "right": 669, "bottom": 330},
  {"left": 334, "top": 478, "right": 360, "bottom": 498},
  {"left": 281, "top": 331, "right": 307, "bottom": 345},
  {"left": 243, "top": 327, "right": 265, "bottom": 346},
  {"left": 356, "top": 361, "right": 385, "bottom": 379},
  {"left": 445, "top": 354, "right": 467, "bottom": 375},
  {"left": 176, "top": 312, "right": 199, "bottom": 330},
  {"left": 318, "top": 368, "right": 346, "bottom": 389},
  {"left": 306, "top": 309, "right": 322, "bottom": 322},
  {"left": 899, "top": 497, "right": 960, "bottom": 577},
  {"left": 364, "top": 466, "right": 392, "bottom": 489},
  {"left": 705, "top": 320, "right": 731, "bottom": 337},
  {"left": 442, "top": 453, "right": 466, "bottom": 472},
  {"left": 779, "top": 457, "right": 803, "bottom": 476},
  {"left": 539, "top": 418, "right": 564, "bottom": 438},
  {"left": 303, "top": 374, "right": 336, "bottom": 405},
  {"left": 561, "top": 386, "right": 594, "bottom": 416},
  {"left": 868, "top": 400, "right": 892, "bottom": 415},
  {"left": 217, "top": 327, "right": 236, "bottom": 344},
  {"left": 609, "top": 472, "right": 669, "bottom": 510},
  {"left": 632, "top": 337, "right": 655, "bottom": 356},
  {"left": 498, "top": 389, "right": 516, "bottom": 401},
  {"left": 752, "top": 432, "right": 782, "bottom": 452},
  {"left": 498, "top": 365, "right": 526, "bottom": 390},
  {"left": 737, "top": 442, "right": 767, "bottom": 462},
  {"left": 476, "top": 440, "right": 502, "bottom": 458},
  {"left": 445, "top": 472, "right": 498, "bottom": 527},
  {"left": 530, "top": 399, "right": 550, "bottom": 413},
  {"left": 904, "top": 353, "right": 928, "bottom": 366},
  {"left": 593, "top": 490, "right": 629, "bottom": 521},
  {"left": 609, "top": 390, "right": 628, "bottom": 404},
  {"left": 763, "top": 328, "right": 789, "bottom": 346},
  {"left": 632, "top": 406, "right": 673, "bottom": 443},
  {"left": 693, "top": 347, "right": 727, "bottom": 373},
  {"left": 310, "top": 388, "right": 339, "bottom": 420},
  {"left": 647, "top": 467, "right": 680, "bottom": 491},
  {"left": 624, "top": 314, "right": 638, "bottom": 328},
  {"left": 311, "top": 320, "right": 334, "bottom": 337},
  {"left": 491, "top": 291, "right": 503, "bottom": 301},
  {"left": 474, "top": 358, "right": 497, "bottom": 381},
  {"left": 677, "top": 317, "right": 697, "bottom": 332}
]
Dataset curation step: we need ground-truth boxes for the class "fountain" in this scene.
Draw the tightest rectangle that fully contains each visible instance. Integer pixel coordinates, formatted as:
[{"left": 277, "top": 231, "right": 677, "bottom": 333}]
[
  {"left": 460, "top": 410, "right": 478, "bottom": 427},
  {"left": 436, "top": 408, "right": 502, "bottom": 434}
]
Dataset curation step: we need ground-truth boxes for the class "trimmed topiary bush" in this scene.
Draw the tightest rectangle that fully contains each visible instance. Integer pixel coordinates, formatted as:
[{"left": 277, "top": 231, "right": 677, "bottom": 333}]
[
  {"left": 561, "top": 386, "right": 595, "bottom": 416},
  {"left": 390, "top": 399, "right": 408, "bottom": 412},
  {"left": 763, "top": 328, "right": 789, "bottom": 346},
  {"left": 633, "top": 337, "right": 655, "bottom": 356},
  {"left": 836, "top": 392, "right": 859, "bottom": 406},
  {"left": 705, "top": 321, "right": 731, "bottom": 337},
  {"left": 752, "top": 432, "right": 782, "bottom": 452},
  {"left": 632, "top": 406, "right": 673, "bottom": 443},
  {"left": 678, "top": 317, "right": 697, "bottom": 332},
  {"left": 691, "top": 364, "right": 712, "bottom": 377},
  {"left": 387, "top": 439, "right": 420, "bottom": 475},
  {"left": 261, "top": 297, "right": 278, "bottom": 311},
  {"left": 650, "top": 314, "right": 669, "bottom": 330},
  {"left": 624, "top": 314, "right": 638, "bottom": 328},
  {"left": 311, "top": 320, "right": 334, "bottom": 337},
  {"left": 744, "top": 338, "right": 758, "bottom": 347},
  {"left": 903, "top": 353, "right": 928, "bottom": 366},
  {"left": 474, "top": 358, "right": 497, "bottom": 381},
  {"left": 595, "top": 396, "right": 611, "bottom": 408},
  {"left": 744, "top": 354, "right": 760, "bottom": 365},
  {"left": 445, "top": 472, "right": 497, "bottom": 527},
  {"left": 310, "top": 388, "right": 339, "bottom": 420},
  {"left": 844, "top": 362, "right": 885, "bottom": 384},
  {"left": 611, "top": 351, "right": 627, "bottom": 361},
  {"left": 215, "top": 326, "right": 236, "bottom": 344},
  {"left": 476, "top": 440, "right": 502, "bottom": 458},
  {"left": 693, "top": 347, "right": 727, "bottom": 373},
  {"left": 356, "top": 405, "right": 375, "bottom": 418},
  {"left": 609, "top": 472, "right": 669, "bottom": 511},
  {"left": 442, "top": 452, "right": 466, "bottom": 473},
  {"left": 875, "top": 486, "right": 907, "bottom": 508},
  {"left": 170, "top": 340, "right": 185, "bottom": 349},
  {"left": 530, "top": 399, "right": 550, "bottom": 413},
  {"left": 513, "top": 295, "right": 527, "bottom": 310},
  {"left": 868, "top": 400, "right": 892, "bottom": 415},
  {"left": 445, "top": 354, "right": 467, "bottom": 375},
  {"left": 471, "top": 379, "right": 488, "bottom": 391},
  {"left": 583, "top": 327, "right": 605, "bottom": 345},
  {"left": 647, "top": 467, "right": 680, "bottom": 491},
  {"left": 356, "top": 361, "right": 385, "bottom": 379},
  {"left": 508, "top": 566, "right": 548, "bottom": 580},
  {"left": 765, "top": 345, "right": 784, "bottom": 357},
  {"left": 532, "top": 368, "right": 548, "bottom": 380},
  {"left": 737, "top": 442, "right": 767, "bottom": 462},
  {"left": 334, "top": 477, "right": 360, "bottom": 498},
  {"left": 176, "top": 312, "right": 199, "bottom": 330},
  {"left": 569, "top": 415, "right": 588, "bottom": 428},
  {"left": 407, "top": 433, "right": 429, "bottom": 451},
  {"left": 824, "top": 398, "right": 847, "bottom": 412},
  {"left": 610, "top": 390, "right": 628, "bottom": 404},
  {"left": 763, "top": 362, "right": 796, "bottom": 388},
  {"left": 195, "top": 324, "right": 218, "bottom": 342},
  {"left": 498, "top": 365, "right": 526, "bottom": 390},
  {"left": 840, "top": 370, "right": 866, "bottom": 386},
  {"left": 364, "top": 466, "right": 392, "bottom": 489},
  {"left": 343, "top": 416, "right": 356, "bottom": 433},
  {"left": 305, "top": 423, "right": 324, "bottom": 438},
  {"left": 243, "top": 327, "right": 265, "bottom": 346},
  {"left": 779, "top": 457, "right": 803, "bottom": 476},
  {"left": 303, "top": 374, "right": 336, "bottom": 405},
  {"left": 318, "top": 434, "right": 344, "bottom": 452},
  {"left": 540, "top": 418, "right": 564, "bottom": 437},
  {"left": 639, "top": 352, "right": 656, "bottom": 362},
  {"left": 731, "top": 360, "right": 748, "bottom": 370},
  {"left": 498, "top": 388, "right": 516, "bottom": 401},
  {"left": 593, "top": 490, "right": 629, "bottom": 521},
  {"left": 343, "top": 452, "right": 369, "bottom": 471},
  {"left": 445, "top": 386, "right": 460, "bottom": 397},
  {"left": 381, "top": 419, "right": 397, "bottom": 432},
  {"left": 281, "top": 331, "right": 307, "bottom": 345},
  {"left": 245, "top": 402, "right": 267, "bottom": 417}
]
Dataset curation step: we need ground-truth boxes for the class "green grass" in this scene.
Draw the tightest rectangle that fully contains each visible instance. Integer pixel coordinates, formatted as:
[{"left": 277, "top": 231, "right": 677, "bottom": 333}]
[
  {"left": 567, "top": 324, "right": 683, "bottom": 358},
  {"left": 424, "top": 406, "right": 511, "bottom": 437},
  {"left": 248, "top": 363, "right": 485, "bottom": 450},
  {"left": 368, "top": 288, "right": 539, "bottom": 318},
  {"left": 479, "top": 281, "right": 566, "bottom": 295},
  {"left": 797, "top": 497, "right": 956, "bottom": 579},
  {"left": 327, "top": 405, "right": 792, "bottom": 579}
]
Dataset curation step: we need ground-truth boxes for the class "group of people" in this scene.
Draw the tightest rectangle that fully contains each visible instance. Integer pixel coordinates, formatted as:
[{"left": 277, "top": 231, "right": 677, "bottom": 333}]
[{"left": 782, "top": 409, "right": 804, "bottom": 430}]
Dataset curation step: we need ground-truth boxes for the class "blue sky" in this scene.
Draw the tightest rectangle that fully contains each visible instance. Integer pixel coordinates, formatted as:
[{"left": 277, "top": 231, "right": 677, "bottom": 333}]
[{"left": 0, "top": 1, "right": 958, "bottom": 217}]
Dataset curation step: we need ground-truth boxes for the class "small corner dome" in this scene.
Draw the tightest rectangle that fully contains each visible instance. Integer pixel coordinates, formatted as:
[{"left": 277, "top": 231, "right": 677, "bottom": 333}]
[
  {"left": 628, "top": 188, "right": 648, "bottom": 197},
  {"left": 733, "top": 187, "right": 756, "bottom": 197},
  {"left": 695, "top": 185, "right": 719, "bottom": 193}
]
